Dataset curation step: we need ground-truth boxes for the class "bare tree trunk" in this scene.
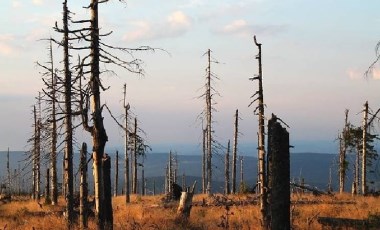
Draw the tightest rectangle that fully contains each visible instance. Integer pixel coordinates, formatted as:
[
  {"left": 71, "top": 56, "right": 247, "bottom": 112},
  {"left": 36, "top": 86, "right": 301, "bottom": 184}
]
[
  {"left": 80, "top": 143, "right": 88, "bottom": 230},
  {"left": 114, "top": 151, "right": 118, "bottom": 197},
  {"left": 206, "top": 49, "right": 212, "bottom": 196},
  {"left": 45, "top": 168, "right": 50, "bottom": 204},
  {"left": 253, "top": 36, "right": 268, "bottom": 229},
  {"left": 202, "top": 128, "right": 206, "bottom": 194},
  {"left": 123, "top": 84, "right": 130, "bottom": 203},
  {"left": 232, "top": 109, "right": 238, "bottom": 194},
  {"left": 362, "top": 101, "right": 368, "bottom": 195},
  {"left": 339, "top": 109, "right": 349, "bottom": 194},
  {"left": 353, "top": 143, "right": 360, "bottom": 195},
  {"left": 225, "top": 140, "right": 230, "bottom": 195},
  {"left": 62, "top": 1, "right": 74, "bottom": 226},
  {"left": 36, "top": 95, "right": 41, "bottom": 202},
  {"left": 32, "top": 106, "right": 37, "bottom": 200},
  {"left": 168, "top": 151, "right": 172, "bottom": 195},
  {"left": 132, "top": 117, "right": 137, "bottom": 194},
  {"left": 103, "top": 154, "right": 113, "bottom": 229},
  {"left": 141, "top": 167, "right": 145, "bottom": 196},
  {"left": 49, "top": 40, "right": 58, "bottom": 205}
]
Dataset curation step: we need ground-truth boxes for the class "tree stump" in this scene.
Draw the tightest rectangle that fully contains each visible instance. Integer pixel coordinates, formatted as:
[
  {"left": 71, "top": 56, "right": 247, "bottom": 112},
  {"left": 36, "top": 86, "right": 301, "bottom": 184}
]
[{"left": 177, "top": 181, "right": 197, "bottom": 219}]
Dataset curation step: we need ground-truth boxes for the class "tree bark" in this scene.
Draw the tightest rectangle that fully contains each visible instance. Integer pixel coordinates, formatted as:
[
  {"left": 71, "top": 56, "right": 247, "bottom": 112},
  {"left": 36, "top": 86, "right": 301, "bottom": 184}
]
[
  {"left": 202, "top": 128, "right": 206, "bottom": 194},
  {"left": 267, "top": 114, "right": 290, "bottom": 230},
  {"left": 132, "top": 117, "right": 137, "bottom": 194},
  {"left": 103, "top": 154, "right": 113, "bottom": 229}
]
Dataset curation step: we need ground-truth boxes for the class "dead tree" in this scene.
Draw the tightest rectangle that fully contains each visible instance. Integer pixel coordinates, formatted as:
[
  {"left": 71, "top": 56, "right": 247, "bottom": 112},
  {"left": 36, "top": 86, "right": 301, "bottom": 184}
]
[
  {"left": 362, "top": 101, "right": 368, "bottom": 195},
  {"left": 7, "top": 148, "right": 10, "bottom": 194},
  {"left": 267, "top": 114, "right": 290, "bottom": 230},
  {"left": 339, "top": 109, "right": 349, "bottom": 194},
  {"left": 114, "top": 151, "right": 119, "bottom": 197},
  {"left": 232, "top": 109, "right": 239, "bottom": 194},
  {"left": 250, "top": 35, "right": 268, "bottom": 229},
  {"left": 80, "top": 142, "right": 88, "bottom": 230},
  {"left": 224, "top": 140, "right": 230, "bottom": 195},
  {"left": 132, "top": 117, "right": 138, "bottom": 194},
  {"left": 123, "top": 84, "right": 130, "bottom": 203}
]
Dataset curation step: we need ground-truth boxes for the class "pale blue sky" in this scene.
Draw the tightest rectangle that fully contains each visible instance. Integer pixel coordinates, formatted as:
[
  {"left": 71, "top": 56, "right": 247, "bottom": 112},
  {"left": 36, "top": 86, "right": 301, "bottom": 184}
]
[{"left": 1, "top": 0, "right": 380, "bottom": 154}]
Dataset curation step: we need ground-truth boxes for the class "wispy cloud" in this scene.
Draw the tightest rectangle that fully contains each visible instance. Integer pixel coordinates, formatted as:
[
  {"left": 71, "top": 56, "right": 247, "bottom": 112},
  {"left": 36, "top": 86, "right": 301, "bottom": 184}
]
[
  {"left": 213, "top": 19, "right": 286, "bottom": 37},
  {"left": 0, "top": 35, "right": 19, "bottom": 57},
  {"left": 12, "top": 0, "right": 23, "bottom": 8},
  {"left": 346, "top": 68, "right": 361, "bottom": 80},
  {"left": 123, "top": 10, "right": 192, "bottom": 42}
]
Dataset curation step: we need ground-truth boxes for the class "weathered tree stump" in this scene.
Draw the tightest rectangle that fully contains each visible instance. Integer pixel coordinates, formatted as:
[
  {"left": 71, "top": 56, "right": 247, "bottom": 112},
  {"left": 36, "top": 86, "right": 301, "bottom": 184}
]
[
  {"left": 267, "top": 114, "right": 290, "bottom": 230},
  {"left": 177, "top": 181, "right": 197, "bottom": 219}
]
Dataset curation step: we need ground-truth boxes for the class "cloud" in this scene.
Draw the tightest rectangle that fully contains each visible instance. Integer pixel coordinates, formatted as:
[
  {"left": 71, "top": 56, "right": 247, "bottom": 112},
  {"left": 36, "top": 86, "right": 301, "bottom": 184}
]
[
  {"left": 371, "top": 68, "right": 380, "bottom": 80},
  {"left": 346, "top": 68, "right": 361, "bottom": 80},
  {"left": 12, "top": 0, "right": 23, "bottom": 8},
  {"left": 123, "top": 11, "right": 192, "bottom": 42},
  {"left": 214, "top": 19, "right": 287, "bottom": 37},
  {"left": 32, "top": 0, "right": 44, "bottom": 5},
  {"left": 0, "top": 35, "right": 18, "bottom": 57}
]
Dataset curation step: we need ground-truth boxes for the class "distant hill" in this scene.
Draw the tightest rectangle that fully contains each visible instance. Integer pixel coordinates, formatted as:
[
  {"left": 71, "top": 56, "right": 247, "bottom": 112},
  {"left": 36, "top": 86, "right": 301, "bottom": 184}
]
[{"left": 1, "top": 151, "right": 379, "bottom": 194}]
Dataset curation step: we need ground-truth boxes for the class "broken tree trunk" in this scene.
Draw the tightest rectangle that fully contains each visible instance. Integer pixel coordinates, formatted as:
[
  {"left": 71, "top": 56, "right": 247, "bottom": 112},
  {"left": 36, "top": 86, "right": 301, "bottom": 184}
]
[
  {"left": 267, "top": 114, "right": 290, "bottom": 230},
  {"left": 103, "top": 154, "right": 113, "bottom": 229},
  {"left": 80, "top": 142, "right": 88, "bottom": 230},
  {"left": 177, "top": 181, "right": 197, "bottom": 219},
  {"left": 123, "top": 84, "right": 130, "bottom": 203}
]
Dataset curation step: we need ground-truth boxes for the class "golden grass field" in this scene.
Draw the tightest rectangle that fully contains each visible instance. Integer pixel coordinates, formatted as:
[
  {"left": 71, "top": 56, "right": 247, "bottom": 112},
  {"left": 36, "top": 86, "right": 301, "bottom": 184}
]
[{"left": 1, "top": 193, "right": 380, "bottom": 229}]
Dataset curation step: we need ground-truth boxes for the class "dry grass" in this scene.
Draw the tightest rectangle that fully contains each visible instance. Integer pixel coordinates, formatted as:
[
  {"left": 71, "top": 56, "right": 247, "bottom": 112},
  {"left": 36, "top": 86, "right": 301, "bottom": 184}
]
[{"left": 1, "top": 193, "right": 380, "bottom": 229}]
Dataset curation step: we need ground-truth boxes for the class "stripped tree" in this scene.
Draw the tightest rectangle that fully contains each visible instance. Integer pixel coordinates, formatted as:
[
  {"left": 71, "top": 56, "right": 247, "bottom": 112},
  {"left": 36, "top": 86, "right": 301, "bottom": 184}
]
[
  {"left": 249, "top": 35, "right": 268, "bottom": 229},
  {"left": 338, "top": 109, "right": 350, "bottom": 194},
  {"left": 224, "top": 140, "right": 230, "bottom": 195},
  {"left": 232, "top": 109, "right": 239, "bottom": 194}
]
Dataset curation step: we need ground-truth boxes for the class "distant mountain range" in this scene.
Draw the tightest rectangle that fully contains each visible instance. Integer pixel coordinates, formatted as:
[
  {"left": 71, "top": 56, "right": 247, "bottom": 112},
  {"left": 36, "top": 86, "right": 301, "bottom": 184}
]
[{"left": 1, "top": 151, "right": 379, "bottom": 194}]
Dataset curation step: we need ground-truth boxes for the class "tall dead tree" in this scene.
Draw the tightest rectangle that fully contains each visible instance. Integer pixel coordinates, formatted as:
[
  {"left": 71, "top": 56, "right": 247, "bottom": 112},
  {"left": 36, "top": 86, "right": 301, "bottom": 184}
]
[
  {"left": 250, "top": 35, "right": 268, "bottom": 229},
  {"left": 224, "top": 140, "right": 230, "bottom": 195},
  {"left": 123, "top": 84, "right": 130, "bottom": 203},
  {"left": 232, "top": 109, "right": 239, "bottom": 194},
  {"left": 132, "top": 117, "right": 138, "bottom": 194},
  {"left": 114, "top": 151, "right": 119, "bottom": 197},
  {"left": 339, "top": 109, "right": 349, "bottom": 194},
  {"left": 7, "top": 148, "right": 11, "bottom": 194},
  {"left": 362, "top": 101, "right": 368, "bottom": 195}
]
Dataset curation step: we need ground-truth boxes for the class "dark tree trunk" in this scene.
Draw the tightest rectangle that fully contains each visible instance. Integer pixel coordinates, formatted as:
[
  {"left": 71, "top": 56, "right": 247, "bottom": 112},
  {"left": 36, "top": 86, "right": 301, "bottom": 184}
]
[
  {"left": 132, "top": 117, "right": 137, "bottom": 194},
  {"left": 232, "top": 109, "right": 238, "bottom": 194},
  {"left": 123, "top": 84, "right": 130, "bottom": 203},
  {"left": 80, "top": 142, "right": 88, "bottom": 230},
  {"left": 103, "top": 154, "right": 113, "bottom": 229},
  {"left": 267, "top": 114, "right": 290, "bottom": 230},
  {"left": 114, "top": 151, "right": 118, "bottom": 197},
  {"left": 225, "top": 140, "right": 230, "bottom": 195},
  {"left": 45, "top": 168, "right": 50, "bottom": 204}
]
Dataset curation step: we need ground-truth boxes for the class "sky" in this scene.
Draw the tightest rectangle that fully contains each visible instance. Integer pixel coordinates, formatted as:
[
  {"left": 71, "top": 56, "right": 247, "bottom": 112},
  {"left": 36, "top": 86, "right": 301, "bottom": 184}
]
[{"left": 1, "top": 0, "right": 380, "bottom": 155}]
